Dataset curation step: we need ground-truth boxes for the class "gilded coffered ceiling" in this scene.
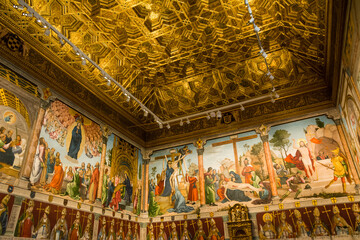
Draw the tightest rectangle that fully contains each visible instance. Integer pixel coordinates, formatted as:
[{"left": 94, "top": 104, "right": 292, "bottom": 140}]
[{"left": 0, "top": 0, "right": 346, "bottom": 146}]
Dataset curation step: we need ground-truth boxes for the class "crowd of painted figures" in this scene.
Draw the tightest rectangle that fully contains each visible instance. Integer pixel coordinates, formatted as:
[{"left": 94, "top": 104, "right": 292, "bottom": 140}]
[
  {"left": 259, "top": 203, "right": 360, "bottom": 239},
  {"left": 0, "top": 126, "right": 26, "bottom": 167},
  {"left": 147, "top": 218, "right": 224, "bottom": 240}
]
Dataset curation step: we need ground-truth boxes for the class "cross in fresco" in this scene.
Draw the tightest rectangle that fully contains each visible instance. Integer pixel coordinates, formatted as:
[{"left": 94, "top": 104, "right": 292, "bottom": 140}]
[
  {"left": 54, "top": 207, "right": 63, "bottom": 219},
  {"left": 190, "top": 220, "right": 196, "bottom": 232},
  {"left": 212, "top": 134, "right": 258, "bottom": 175}
]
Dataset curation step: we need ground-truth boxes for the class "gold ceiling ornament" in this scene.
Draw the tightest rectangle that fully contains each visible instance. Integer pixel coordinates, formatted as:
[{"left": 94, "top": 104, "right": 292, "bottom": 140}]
[{"left": 8, "top": 0, "right": 328, "bottom": 132}]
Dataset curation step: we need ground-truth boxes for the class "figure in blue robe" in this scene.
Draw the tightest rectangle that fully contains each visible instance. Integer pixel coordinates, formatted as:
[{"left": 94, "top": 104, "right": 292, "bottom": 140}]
[
  {"left": 67, "top": 122, "right": 82, "bottom": 160},
  {"left": 0, "top": 205, "right": 8, "bottom": 235},
  {"left": 161, "top": 161, "right": 174, "bottom": 197},
  {"left": 123, "top": 174, "right": 133, "bottom": 204},
  {"left": 222, "top": 171, "right": 251, "bottom": 203},
  {"left": 106, "top": 180, "right": 115, "bottom": 207},
  {"left": 167, "top": 188, "right": 194, "bottom": 213},
  {"left": 0, "top": 134, "right": 14, "bottom": 165},
  {"left": 46, "top": 151, "right": 55, "bottom": 180}
]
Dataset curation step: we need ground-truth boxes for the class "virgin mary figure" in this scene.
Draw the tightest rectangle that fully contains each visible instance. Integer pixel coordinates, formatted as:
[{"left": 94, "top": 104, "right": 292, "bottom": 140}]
[{"left": 67, "top": 117, "right": 83, "bottom": 160}]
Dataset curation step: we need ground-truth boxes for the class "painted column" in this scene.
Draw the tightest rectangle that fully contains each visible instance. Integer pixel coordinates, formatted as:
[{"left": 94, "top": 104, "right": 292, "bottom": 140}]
[
  {"left": 97, "top": 127, "right": 109, "bottom": 199},
  {"left": 21, "top": 99, "right": 50, "bottom": 178},
  {"left": 5, "top": 196, "right": 23, "bottom": 236},
  {"left": 141, "top": 158, "right": 145, "bottom": 212},
  {"left": 92, "top": 213, "right": 100, "bottom": 240},
  {"left": 222, "top": 215, "right": 230, "bottom": 240},
  {"left": 139, "top": 222, "right": 147, "bottom": 240},
  {"left": 194, "top": 138, "right": 206, "bottom": 206},
  {"left": 144, "top": 158, "right": 150, "bottom": 212},
  {"left": 335, "top": 119, "right": 360, "bottom": 185},
  {"left": 256, "top": 125, "right": 278, "bottom": 197}
]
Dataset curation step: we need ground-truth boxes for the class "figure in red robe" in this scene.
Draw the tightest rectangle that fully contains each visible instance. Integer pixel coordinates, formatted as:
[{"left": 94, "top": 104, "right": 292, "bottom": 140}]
[
  {"left": 241, "top": 159, "right": 255, "bottom": 184},
  {"left": 155, "top": 171, "right": 165, "bottom": 196},
  {"left": 217, "top": 175, "right": 230, "bottom": 201},
  {"left": 88, "top": 162, "right": 100, "bottom": 203},
  {"left": 186, "top": 173, "right": 198, "bottom": 203},
  {"left": 15, "top": 200, "right": 34, "bottom": 238},
  {"left": 44, "top": 155, "right": 64, "bottom": 194}
]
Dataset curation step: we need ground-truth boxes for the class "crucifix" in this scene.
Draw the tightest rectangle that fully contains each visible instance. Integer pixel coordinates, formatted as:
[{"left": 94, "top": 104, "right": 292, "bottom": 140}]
[
  {"left": 177, "top": 221, "right": 184, "bottom": 234},
  {"left": 35, "top": 202, "right": 45, "bottom": 220},
  {"left": 81, "top": 212, "right": 87, "bottom": 227},
  {"left": 303, "top": 208, "right": 313, "bottom": 226},
  {"left": 342, "top": 204, "right": 354, "bottom": 228},
  {"left": 273, "top": 211, "right": 281, "bottom": 225},
  {"left": 204, "top": 218, "right": 211, "bottom": 230},
  {"left": 322, "top": 206, "right": 332, "bottom": 223},
  {"left": 212, "top": 134, "right": 258, "bottom": 175},
  {"left": 54, "top": 207, "right": 63, "bottom": 220},
  {"left": 190, "top": 220, "right": 196, "bottom": 233},
  {"left": 68, "top": 209, "right": 77, "bottom": 225},
  {"left": 166, "top": 222, "right": 171, "bottom": 233}
]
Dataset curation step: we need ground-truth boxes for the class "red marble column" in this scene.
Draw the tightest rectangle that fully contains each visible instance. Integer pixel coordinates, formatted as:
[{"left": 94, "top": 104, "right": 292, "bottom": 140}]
[
  {"left": 144, "top": 159, "right": 150, "bottom": 211},
  {"left": 21, "top": 100, "right": 50, "bottom": 178},
  {"left": 97, "top": 135, "right": 108, "bottom": 199},
  {"left": 335, "top": 119, "right": 360, "bottom": 185},
  {"left": 196, "top": 146, "right": 206, "bottom": 206}
]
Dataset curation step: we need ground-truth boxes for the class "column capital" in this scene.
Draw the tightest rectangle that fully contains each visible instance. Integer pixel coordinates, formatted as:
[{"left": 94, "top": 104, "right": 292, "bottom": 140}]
[
  {"left": 141, "top": 149, "right": 153, "bottom": 160},
  {"left": 255, "top": 124, "right": 271, "bottom": 137},
  {"left": 326, "top": 108, "right": 341, "bottom": 121},
  {"left": 193, "top": 138, "right": 207, "bottom": 150},
  {"left": 143, "top": 158, "right": 150, "bottom": 164},
  {"left": 197, "top": 148, "right": 204, "bottom": 155},
  {"left": 40, "top": 99, "right": 51, "bottom": 110},
  {"left": 101, "top": 125, "right": 111, "bottom": 144}
]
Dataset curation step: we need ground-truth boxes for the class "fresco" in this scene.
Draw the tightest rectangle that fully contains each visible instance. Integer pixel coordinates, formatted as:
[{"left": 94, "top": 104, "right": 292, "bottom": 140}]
[
  {"left": 0, "top": 105, "right": 29, "bottom": 179},
  {"left": 14, "top": 198, "right": 95, "bottom": 239},
  {"left": 257, "top": 202, "right": 360, "bottom": 238},
  {"left": 269, "top": 115, "right": 357, "bottom": 202},
  {"left": 148, "top": 131, "right": 268, "bottom": 217},
  {"left": 0, "top": 193, "right": 14, "bottom": 236},
  {"left": 98, "top": 216, "right": 139, "bottom": 240},
  {"left": 101, "top": 133, "right": 140, "bottom": 215}
]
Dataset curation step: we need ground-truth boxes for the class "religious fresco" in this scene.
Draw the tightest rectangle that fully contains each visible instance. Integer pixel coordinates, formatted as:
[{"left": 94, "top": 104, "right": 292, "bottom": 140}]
[
  {"left": 147, "top": 217, "right": 224, "bottom": 239},
  {"left": 98, "top": 216, "right": 139, "bottom": 240},
  {"left": 269, "top": 115, "right": 356, "bottom": 202},
  {"left": 14, "top": 198, "right": 94, "bottom": 239},
  {"left": 0, "top": 104, "right": 29, "bottom": 179},
  {"left": 148, "top": 131, "right": 268, "bottom": 217},
  {"left": 101, "top": 133, "right": 140, "bottom": 215},
  {"left": 256, "top": 202, "right": 360, "bottom": 238},
  {"left": 0, "top": 193, "right": 14, "bottom": 236}
]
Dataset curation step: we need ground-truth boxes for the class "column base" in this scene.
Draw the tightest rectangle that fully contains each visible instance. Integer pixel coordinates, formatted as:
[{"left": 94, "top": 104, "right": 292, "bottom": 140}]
[
  {"left": 271, "top": 196, "right": 280, "bottom": 204},
  {"left": 140, "top": 212, "right": 148, "bottom": 218}
]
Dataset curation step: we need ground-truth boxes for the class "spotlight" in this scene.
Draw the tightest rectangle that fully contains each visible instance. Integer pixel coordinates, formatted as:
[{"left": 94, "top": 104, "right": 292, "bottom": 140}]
[
  {"left": 269, "top": 74, "right": 274, "bottom": 81},
  {"left": 261, "top": 51, "right": 267, "bottom": 59},
  {"left": 274, "top": 92, "right": 279, "bottom": 99},
  {"left": 81, "top": 56, "right": 86, "bottom": 66},
  {"left": 143, "top": 109, "right": 149, "bottom": 117},
  {"left": 13, "top": 5, "right": 24, "bottom": 10},
  {"left": 186, "top": 119, "right": 190, "bottom": 124},
  {"left": 206, "top": 114, "right": 211, "bottom": 120},
  {"left": 159, "top": 123, "right": 163, "bottom": 129},
  {"left": 106, "top": 79, "right": 111, "bottom": 86},
  {"left": 244, "top": 0, "right": 249, "bottom": 5},
  {"left": 43, "top": 24, "right": 48, "bottom": 29},
  {"left": 240, "top": 104, "right": 245, "bottom": 111},
  {"left": 266, "top": 71, "right": 271, "bottom": 76},
  {"left": 166, "top": 124, "right": 170, "bottom": 129},
  {"left": 22, "top": 12, "right": 33, "bottom": 17},
  {"left": 216, "top": 110, "right": 222, "bottom": 119},
  {"left": 254, "top": 25, "right": 260, "bottom": 33},
  {"left": 210, "top": 112, "right": 216, "bottom": 118},
  {"left": 36, "top": 19, "right": 42, "bottom": 24},
  {"left": 179, "top": 119, "right": 183, "bottom": 126},
  {"left": 124, "top": 93, "right": 130, "bottom": 102},
  {"left": 248, "top": 17, "right": 254, "bottom": 24}
]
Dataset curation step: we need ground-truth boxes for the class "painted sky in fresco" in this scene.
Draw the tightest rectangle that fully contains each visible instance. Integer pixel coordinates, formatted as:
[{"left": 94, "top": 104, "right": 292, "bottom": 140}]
[
  {"left": 39, "top": 127, "right": 101, "bottom": 167},
  {"left": 268, "top": 115, "right": 336, "bottom": 157}
]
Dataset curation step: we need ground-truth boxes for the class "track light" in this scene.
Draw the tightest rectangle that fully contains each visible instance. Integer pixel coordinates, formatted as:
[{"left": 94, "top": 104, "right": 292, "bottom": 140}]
[
  {"left": 81, "top": 56, "right": 86, "bottom": 66},
  {"left": 186, "top": 119, "right": 190, "bottom": 124},
  {"left": 210, "top": 112, "right": 216, "bottom": 118},
  {"left": 274, "top": 92, "right": 279, "bottom": 99},
  {"left": 44, "top": 28, "right": 50, "bottom": 36},
  {"left": 269, "top": 74, "right": 274, "bottom": 81},
  {"left": 13, "top": 5, "right": 24, "bottom": 10},
  {"left": 36, "top": 18, "right": 42, "bottom": 24},
  {"left": 180, "top": 119, "right": 183, "bottom": 126},
  {"left": 159, "top": 123, "right": 163, "bottom": 129},
  {"left": 22, "top": 12, "right": 33, "bottom": 17},
  {"left": 248, "top": 17, "right": 254, "bottom": 24},
  {"left": 143, "top": 109, "right": 149, "bottom": 117},
  {"left": 216, "top": 110, "right": 222, "bottom": 119},
  {"left": 124, "top": 93, "right": 130, "bottom": 102},
  {"left": 106, "top": 79, "right": 111, "bottom": 86},
  {"left": 240, "top": 104, "right": 245, "bottom": 111},
  {"left": 254, "top": 25, "right": 260, "bottom": 33},
  {"left": 206, "top": 114, "right": 211, "bottom": 120},
  {"left": 166, "top": 124, "right": 170, "bottom": 129}
]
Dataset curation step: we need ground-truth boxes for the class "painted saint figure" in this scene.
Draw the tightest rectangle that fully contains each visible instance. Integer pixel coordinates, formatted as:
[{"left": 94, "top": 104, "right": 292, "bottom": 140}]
[
  {"left": 208, "top": 218, "right": 224, "bottom": 240},
  {"left": 88, "top": 162, "right": 100, "bottom": 203},
  {"left": 169, "top": 222, "right": 178, "bottom": 240},
  {"left": 294, "top": 209, "right": 309, "bottom": 237},
  {"left": 331, "top": 205, "right": 353, "bottom": 235},
  {"left": 69, "top": 211, "right": 82, "bottom": 240},
  {"left": 259, "top": 213, "right": 276, "bottom": 240},
  {"left": 311, "top": 207, "right": 329, "bottom": 237},
  {"left": 0, "top": 195, "right": 10, "bottom": 235},
  {"left": 277, "top": 212, "right": 293, "bottom": 239},
  {"left": 117, "top": 221, "right": 125, "bottom": 240},
  {"left": 15, "top": 200, "right": 34, "bottom": 238},
  {"left": 180, "top": 221, "right": 191, "bottom": 240},
  {"left": 280, "top": 171, "right": 305, "bottom": 202},
  {"left": 193, "top": 220, "right": 206, "bottom": 240},
  {"left": 80, "top": 214, "right": 93, "bottom": 240},
  {"left": 98, "top": 217, "right": 107, "bottom": 240},
  {"left": 186, "top": 172, "right": 198, "bottom": 204},
  {"left": 125, "top": 222, "right": 133, "bottom": 240},
  {"left": 353, "top": 203, "right": 360, "bottom": 234},
  {"left": 30, "top": 137, "right": 46, "bottom": 186},
  {"left": 157, "top": 222, "right": 167, "bottom": 240},
  {"left": 33, "top": 206, "right": 51, "bottom": 239},
  {"left": 108, "top": 219, "right": 116, "bottom": 240},
  {"left": 147, "top": 223, "right": 155, "bottom": 240},
  {"left": 50, "top": 208, "right": 68, "bottom": 240},
  {"left": 44, "top": 154, "right": 65, "bottom": 194},
  {"left": 132, "top": 224, "right": 139, "bottom": 240},
  {"left": 241, "top": 158, "right": 254, "bottom": 184}
]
